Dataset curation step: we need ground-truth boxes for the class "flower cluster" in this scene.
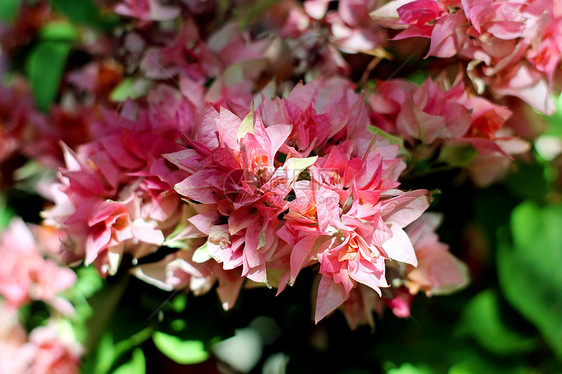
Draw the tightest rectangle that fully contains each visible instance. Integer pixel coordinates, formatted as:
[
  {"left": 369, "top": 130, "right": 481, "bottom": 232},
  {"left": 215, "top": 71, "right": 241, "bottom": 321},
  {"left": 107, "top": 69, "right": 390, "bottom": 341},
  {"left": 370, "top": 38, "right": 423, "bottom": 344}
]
[
  {"left": 374, "top": 0, "right": 562, "bottom": 114},
  {"left": 2, "top": 0, "right": 560, "bottom": 333},
  {"left": 0, "top": 220, "right": 82, "bottom": 374},
  {"left": 42, "top": 75, "right": 469, "bottom": 322}
]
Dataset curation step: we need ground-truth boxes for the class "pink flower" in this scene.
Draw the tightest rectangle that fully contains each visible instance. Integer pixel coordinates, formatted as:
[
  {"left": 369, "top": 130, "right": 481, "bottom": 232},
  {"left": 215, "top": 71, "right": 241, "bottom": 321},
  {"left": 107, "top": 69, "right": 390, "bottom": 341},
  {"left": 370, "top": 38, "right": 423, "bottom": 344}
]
[
  {"left": 0, "top": 303, "right": 35, "bottom": 374},
  {"left": 378, "top": 0, "right": 562, "bottom": 113},
  {"left": 276, "top": 141, "right": 431, "bottom": 322},
  {"left": 0, "top": 219, "right": 76, "bottom": 314},
  {"left": 384, "top": 287, "right": 414, "bottom": 318},
  {"left": 29, "top": 324, "right": 83, "bottom": 374},
  {"left": 168, "top": 106, "right": 309, "bottom": 284},
  {"left": 140, "top": 21, "right": 220, "bottom": 81},
  {"left": 115, "top": 0, "right": 181, "bottom": 21},
  {"left": 43, "top": 102, "right": 186, "bottom": 276},
  {"left": 259, "top": 78, "right": 372, "bottom": 157},
  {"left": 405, "top": 213, "right": 469, "bottom": 295},
  {"left": 369, "top": 76, "right": 518, "bottom": 156},
  {"left": 340, "top": 285, "right": 382, "bottom": 329},
  {"left": 369, "top": 77, "right": 471, "bottom": 145}
]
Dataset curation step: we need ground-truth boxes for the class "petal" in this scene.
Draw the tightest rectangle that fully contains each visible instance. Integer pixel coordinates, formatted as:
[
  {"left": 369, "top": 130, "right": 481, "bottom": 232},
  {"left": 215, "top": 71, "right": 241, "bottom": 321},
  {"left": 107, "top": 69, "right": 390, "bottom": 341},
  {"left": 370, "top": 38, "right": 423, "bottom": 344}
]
[{"left": 381, "top": 223, "right": 418, "bottom": 266}]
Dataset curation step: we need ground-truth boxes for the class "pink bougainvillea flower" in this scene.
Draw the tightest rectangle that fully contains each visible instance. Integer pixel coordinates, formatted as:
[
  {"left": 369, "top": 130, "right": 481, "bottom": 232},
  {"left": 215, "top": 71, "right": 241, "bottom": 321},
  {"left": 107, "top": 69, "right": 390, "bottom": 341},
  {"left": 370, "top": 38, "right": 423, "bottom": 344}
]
[
  {"left": 115, "top": 0, "right": 181, "bottom": 21},
  {"left": 43, "top": 101, "right": 187, "bottom": 276},
  {"left": 0, "top": 303, "right": 35, "bottom": 374},
  {"left": 405, "top": 213, "right": 469, "bottom": 295},
  {"left": 275, "top": 140, "right": 430, "bottom": 322},
  {"left": 340, "top": 285, "right": 383, "bottom": 329},
  {"left": 384, "top": 287, "right": 415, "bottom": 318},
  {"left": 0, "top": 219, "right": 76, "bottom": 314},
  {"left": 369, "top": 77, "right": 471, "bottom": 145},
  {"left": 259, "top": 78, "right": 372, "bottom": 157},
  {"left": 168, "top": 106, "right": 317, "bottom": 284},
  {"left": 140, "top": 21, "right": 220, "bottom": 81},
  {"left": 369, "top": 75, "right": 519, "bottom": 158},
  {"left": 375, "top": 0, "right": 562, "bottom": 114},
  {"left": 29, "top": 323, "right": 83, "bottom": 374}
]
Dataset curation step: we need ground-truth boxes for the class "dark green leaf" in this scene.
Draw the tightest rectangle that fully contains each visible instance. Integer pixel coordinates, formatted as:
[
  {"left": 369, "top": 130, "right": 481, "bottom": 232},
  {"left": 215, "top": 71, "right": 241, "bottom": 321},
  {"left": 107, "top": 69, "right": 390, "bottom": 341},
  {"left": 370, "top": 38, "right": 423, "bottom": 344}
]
[
  {"left": 49, "top": 0, "right": 117, "bottom": 31},
  {"left": 0, "top": 0, "right": 20, "bottom": 23},
  {"left": 505, "top": 162, "right": 549, "bottom": 200},
  {"left": 457, "top": 289, "right": 536, "bottom": 355},
  {"left": 25, "top": 41, "right": 71, "bottom": 112},
  {"left": 498, "top": 201, "right": 562, "bottom": 356}
]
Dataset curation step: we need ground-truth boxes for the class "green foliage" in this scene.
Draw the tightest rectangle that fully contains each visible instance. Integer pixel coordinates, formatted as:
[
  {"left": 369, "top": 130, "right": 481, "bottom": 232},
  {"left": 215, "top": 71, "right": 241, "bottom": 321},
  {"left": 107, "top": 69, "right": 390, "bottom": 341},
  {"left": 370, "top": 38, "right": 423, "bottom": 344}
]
[
  {"left": 505, "top": 161, "right": 550, "bottom": 200},
  {"left": 545, "top": 94, "right": 562, "bottom": 137},
  {"left": 386, "top": 363, "right": 432, "bottom": 374},
  {"left": 152, "top": 333, "right": 209, "bottom": 365},
  {"left": 25, "top": 40, "right": 71, "bottom": 112},
  {"left": 0, "top": 195, "right": 14, "bottom": 229},
  {"left": 457, "top": 289, "right": 536, "bottom": 355},
  {"left": 0, "top": 0, "right": 21, "bottom": 23},
  {"left": 109, "top": 78, "right": 153, "bottom": 102},
  {"left": 49, "top": 0, "right": 117, "bottom": 31},
  {"left": 38, "top": 21, "right": 79, "bottom": 41},
  {"left": 498, "top": 201, "right": 562, "bottom": 357},
  {"left": 113, "top": 349, "right": 146, "bottom": 374}
]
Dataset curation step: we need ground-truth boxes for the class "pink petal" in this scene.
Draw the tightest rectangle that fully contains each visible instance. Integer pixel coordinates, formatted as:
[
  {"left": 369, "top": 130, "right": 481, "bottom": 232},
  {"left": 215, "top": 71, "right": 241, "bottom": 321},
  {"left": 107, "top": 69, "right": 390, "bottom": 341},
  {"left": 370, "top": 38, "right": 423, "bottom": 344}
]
[
  {"left": 315, "top": 276, "right": 350, "bottom": 323},
  {"left": 381, "top": 223, "right": 418, "bottom": 266}
]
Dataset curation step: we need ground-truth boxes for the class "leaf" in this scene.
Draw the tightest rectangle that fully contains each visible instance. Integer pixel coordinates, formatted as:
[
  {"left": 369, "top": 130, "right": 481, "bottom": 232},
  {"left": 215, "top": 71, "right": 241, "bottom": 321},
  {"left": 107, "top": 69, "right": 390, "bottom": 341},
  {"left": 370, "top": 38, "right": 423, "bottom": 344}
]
[
  {"left": 405, "top": 71, "right": 429, "bottom": 86},
  {"left": 0, "top": 195, "right": 14, "bottom": 229},
  {"left": 505, "top": 162, "right": 549, "bottom": 200},
  {"left": 282, "top": 156, "right": 318, "bottom": 183},
  {"left": 153, "top": 332, "right": 210, "bottom": 365},
  {"left": 386, "top": 363, "right": 433, "bottom": 374},
  {"left": 0, "top": 0, "right": 20, "bottom": 23},
  {"left": 237, "top": 109, "right": 254, "bottom": 140},
  {"left": 49, "top": 0, "right": 117, "bottom": 31},
  {"left": 457, "top": 289, "right": 536, "bottom": 355},
  {"left": 110, "top": 78, "right": 152, "bottom": 102},
  {"left": 112, "top": 349, "right": 146, "bottom": 374},
  {"left": 39, "top": 21, "right": 79, "bottom": 41},
  {"left": 25, "top": 41, "right": 71, "bottom": 112},
  {"left": 449, "top": 358, "right": 530, "bottom": 374},
  {"left": 192, "top": 242, "right": 211, "bottom": 263},
  {"left": 498, "top": 201, "right": 562, "bottom": 356},
  {"left": 545, "top": 93, "right": 562, "bottom": 137}
]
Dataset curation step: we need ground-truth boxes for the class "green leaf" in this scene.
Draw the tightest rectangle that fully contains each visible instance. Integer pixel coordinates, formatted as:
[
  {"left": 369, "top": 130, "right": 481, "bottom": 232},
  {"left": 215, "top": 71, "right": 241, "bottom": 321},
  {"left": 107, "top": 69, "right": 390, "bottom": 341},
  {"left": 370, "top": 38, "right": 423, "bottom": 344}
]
[
  {"left": 237, "top": 109, "right": 254, "bottom": 140},
  {"left": 405, "top": 71, "right": 429, "bottom": 86},
  {"left": 498, "top": 201, "right": 562, "bottom": 356},
  {"left": 457, "top": 289, "right": 536, "bottom": 355},
  {"left": 192, "top": 242, "right": 211, "bottom": 263},
  {"left": 0, "top": 0, "right": 20, "bottom": 23},
  {"left": 0, "top": 195, "right": 14, "bottom": 229},
  {"left": 39, "top": 21, "right": 79, "bottom": 41},
  {"left": 386, "top": 363, "right": 432, "bottom": 374},
  {"left": 545, "top": 93, "right": 562, "bottom": 137},
  {"left": 109, "top": 78, "right": 152, "bottom": 102},
  {"left": 449, "top": 357, "right": 531, "bottom": 374},
  {"left": 25, "top": 41, "right": 71, "bottom": 112},
  {"left": 505, "top": 162, "right": 549, "bottom": 200},
  {"left": 112, "top": 349, "right": 146, "bottom": 374},
  {"left": 153, "top": 332, "right": 210, "bottom": 365},
  {"left": 49, "top": 0, "right": 117, "bottom": 31}
]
